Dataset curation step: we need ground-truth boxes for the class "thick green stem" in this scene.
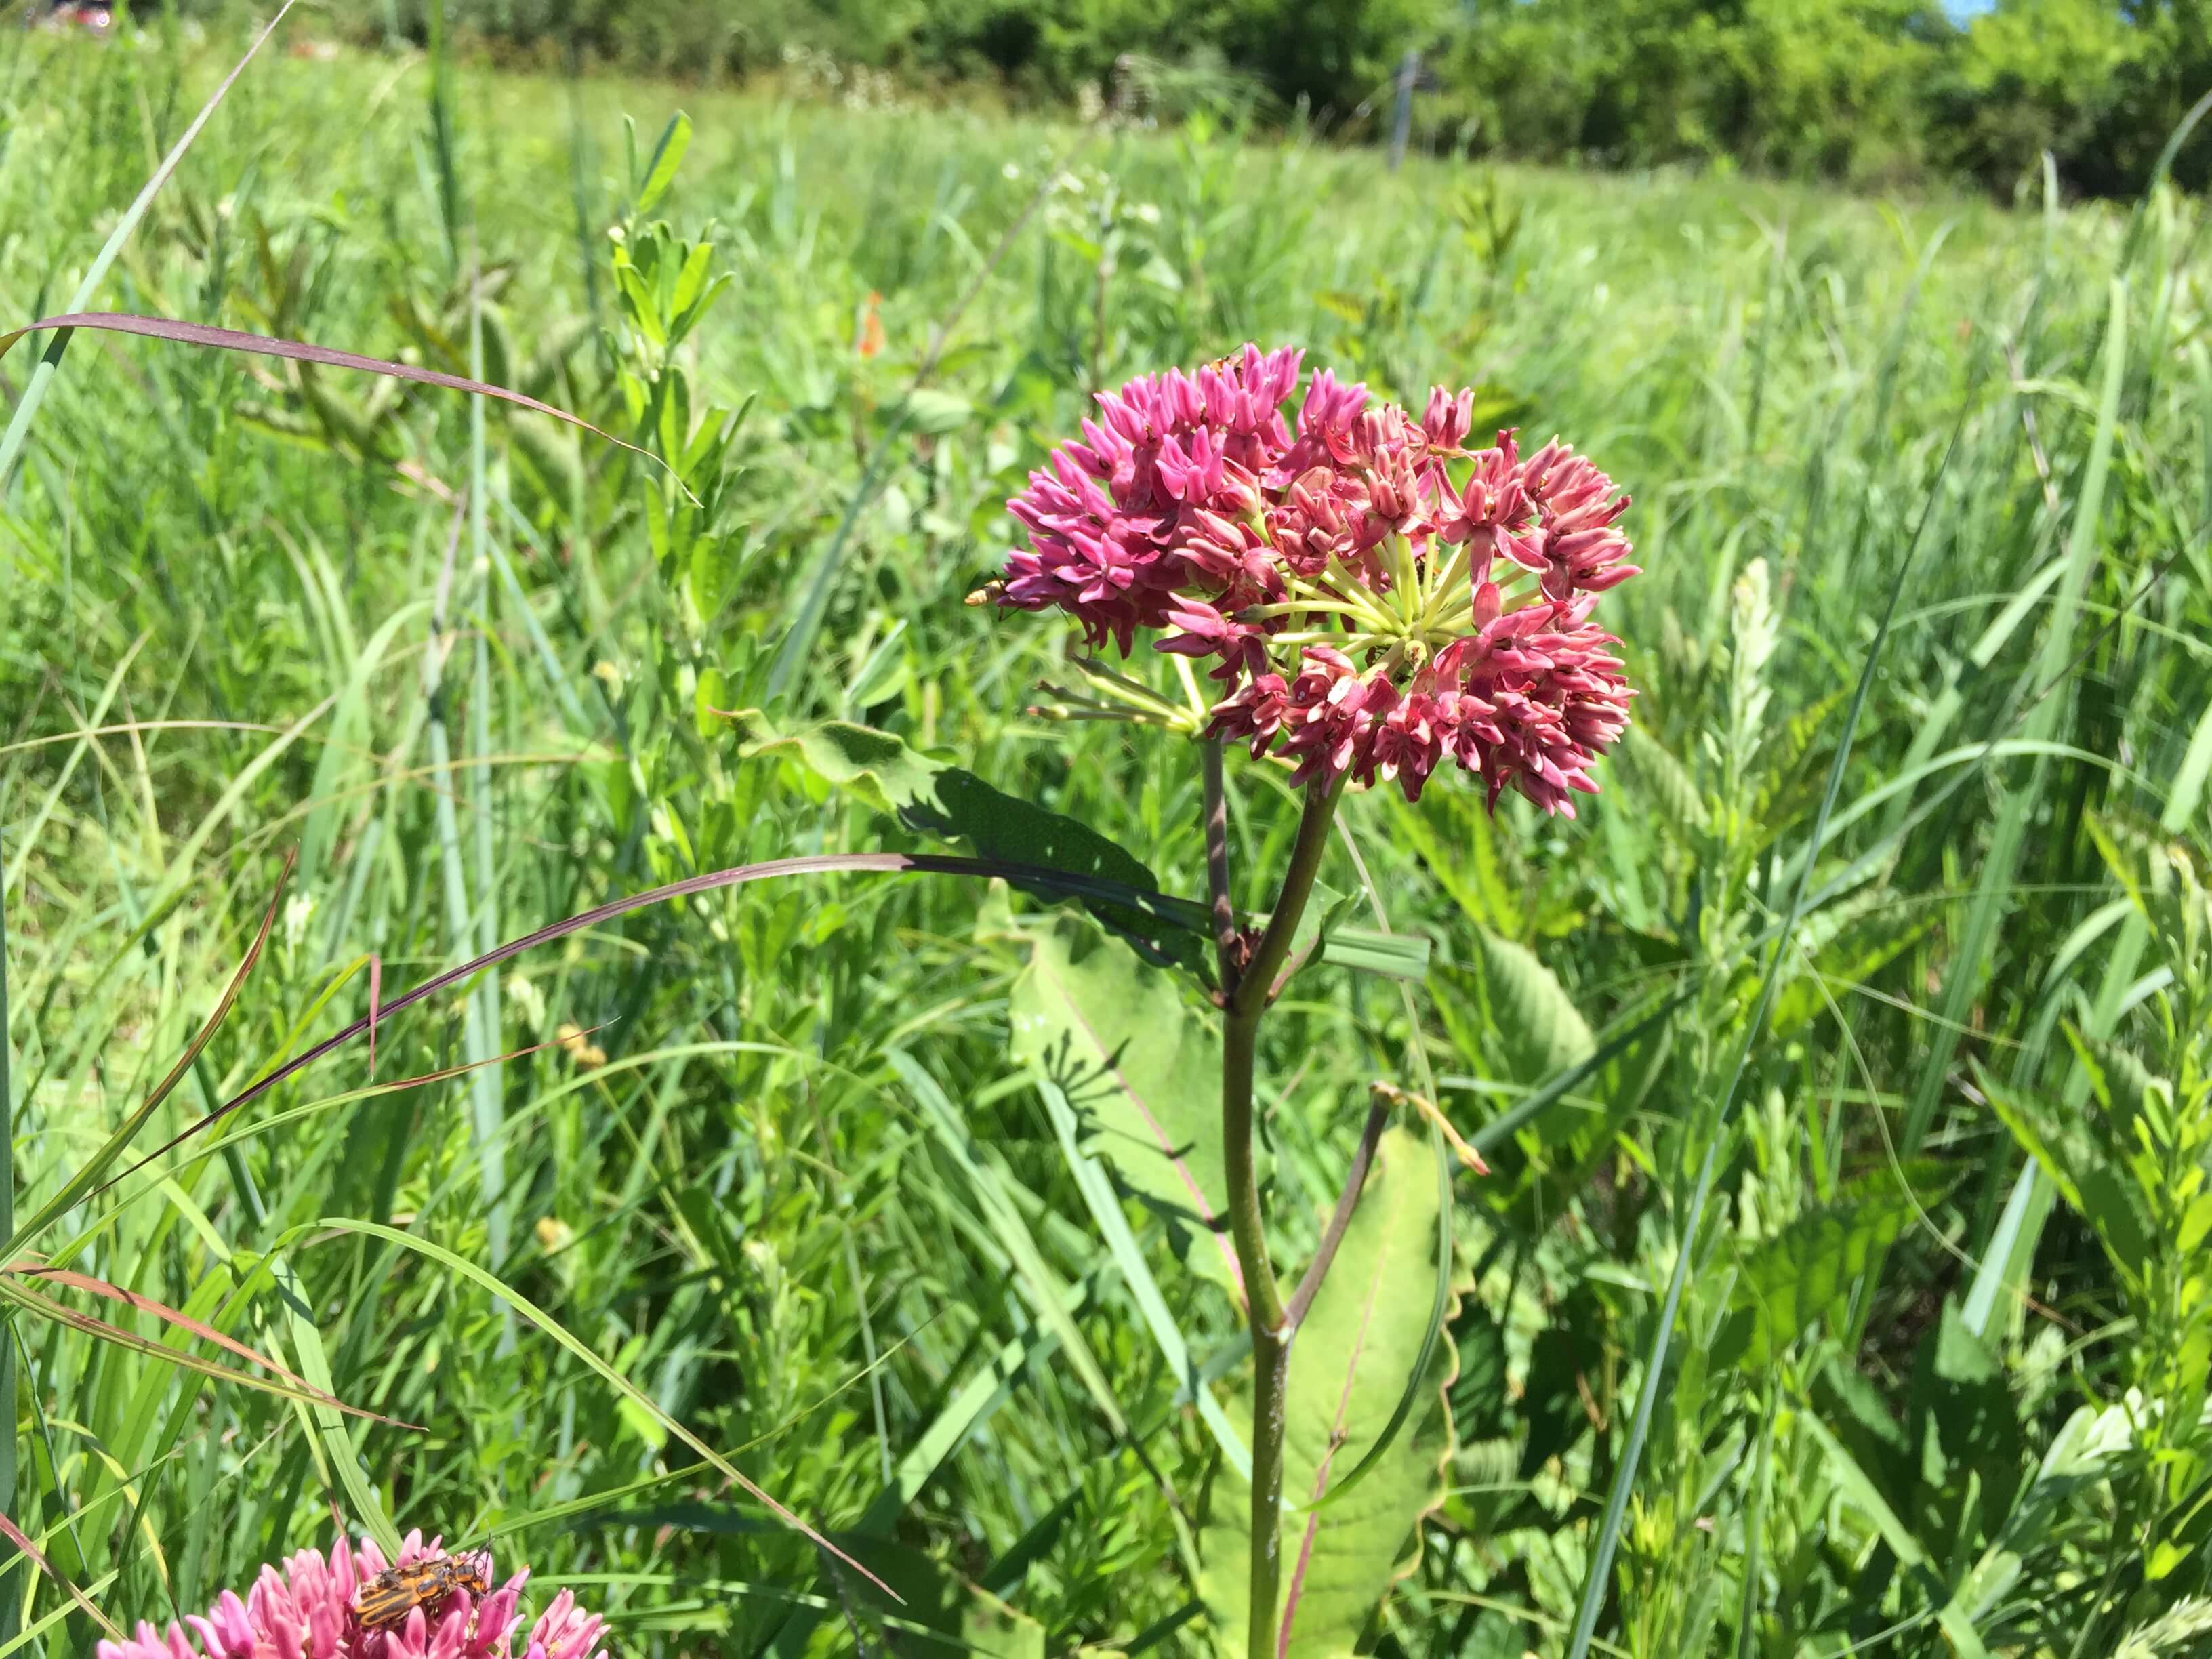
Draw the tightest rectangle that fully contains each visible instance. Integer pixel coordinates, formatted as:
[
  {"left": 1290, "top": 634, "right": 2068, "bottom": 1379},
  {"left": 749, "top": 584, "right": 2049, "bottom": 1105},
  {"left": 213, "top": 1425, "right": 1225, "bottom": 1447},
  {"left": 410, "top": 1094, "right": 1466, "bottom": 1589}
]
[
  {"left": 1221, "top": 1009, "right": 1286, "bottom": 1655},
  {"left": 1218, "top": 777, "right": 1343, "bottom": 1657},
  {"left": 0, "top": 845, "right": 16, "bottom": 1648},
  {"left": 1231, "top": 777, "right": 1345, "bottom": 1024},
  {"left": 1202, "top": 742, "right": 1240, "bottom": 991}
]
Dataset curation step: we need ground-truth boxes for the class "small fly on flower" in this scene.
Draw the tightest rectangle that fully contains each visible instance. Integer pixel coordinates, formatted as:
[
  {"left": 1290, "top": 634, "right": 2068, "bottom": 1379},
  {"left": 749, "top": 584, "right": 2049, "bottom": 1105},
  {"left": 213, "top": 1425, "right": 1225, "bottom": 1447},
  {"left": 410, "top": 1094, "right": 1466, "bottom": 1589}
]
[{"left": 352, "top": 1545, "right": 494, "bottom": 1631}]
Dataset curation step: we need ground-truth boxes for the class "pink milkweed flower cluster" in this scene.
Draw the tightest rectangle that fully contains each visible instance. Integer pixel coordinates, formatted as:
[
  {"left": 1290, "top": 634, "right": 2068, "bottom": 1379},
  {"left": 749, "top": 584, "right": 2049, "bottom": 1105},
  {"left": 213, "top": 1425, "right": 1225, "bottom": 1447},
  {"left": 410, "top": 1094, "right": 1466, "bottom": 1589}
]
[
  {"left": 95, "top": 1532, "right": 605, "bottom": 1659},
  {"left": 996, "top": 344, "right": 1639, "bottom": 811}
]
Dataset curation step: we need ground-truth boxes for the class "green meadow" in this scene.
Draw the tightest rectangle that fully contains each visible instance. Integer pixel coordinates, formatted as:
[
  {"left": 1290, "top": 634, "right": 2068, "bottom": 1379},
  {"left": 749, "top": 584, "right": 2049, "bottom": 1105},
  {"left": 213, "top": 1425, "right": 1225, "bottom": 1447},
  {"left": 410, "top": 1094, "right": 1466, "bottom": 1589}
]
[{"left": 1, "top": 21, "right": 2209, "bottom": 1658}]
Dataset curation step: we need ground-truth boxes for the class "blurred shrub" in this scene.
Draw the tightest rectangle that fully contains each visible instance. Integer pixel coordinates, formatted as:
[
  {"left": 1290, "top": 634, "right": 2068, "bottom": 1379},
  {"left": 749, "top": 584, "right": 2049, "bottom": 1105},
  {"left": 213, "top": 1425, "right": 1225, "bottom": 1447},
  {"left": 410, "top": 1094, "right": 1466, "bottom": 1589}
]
[
  {"left": 150, "top": 0, "right": 2210, "bottom": 197},
  {"left": 220, "top": 0, "right": 1455, "bottom": 116},
  {"left": 1931, "top": 0, "right": 2209, "bottom": 196},
  {"left": 1432, "top": 0, "right": 1940, "bottom": 184},
  {"left": 1429, "top": 0, "right": 2203, "bottom": 196}
]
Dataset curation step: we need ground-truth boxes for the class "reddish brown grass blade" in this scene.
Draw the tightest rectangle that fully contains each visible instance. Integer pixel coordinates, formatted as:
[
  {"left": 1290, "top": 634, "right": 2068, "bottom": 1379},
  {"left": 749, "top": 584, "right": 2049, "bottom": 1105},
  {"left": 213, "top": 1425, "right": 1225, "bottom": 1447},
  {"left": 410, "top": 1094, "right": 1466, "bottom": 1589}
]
[
  {"left": 0, "top": 851, "right": 296, "bottom": 1257},
  {"left": 6, "top": 1264, "right": 318, "bottom": 1393},
  {"left": 367, "top": 954, "right": 383, "bottom": 1078},
  {"left": 0, "top": 1277, "right": 408, "bottom": 1426},
  {"left": 89, "top": 1032, "right": 586, "bottom": 1213},
  {"left": 0, "top": 1510, "right": 122, "bottom": 1642},
  {"left": 75, "top": 852, "right": 1200, "bottom": 1213},
  {"left": 0, "top": 313, "right": 693, "bottom": 500}
]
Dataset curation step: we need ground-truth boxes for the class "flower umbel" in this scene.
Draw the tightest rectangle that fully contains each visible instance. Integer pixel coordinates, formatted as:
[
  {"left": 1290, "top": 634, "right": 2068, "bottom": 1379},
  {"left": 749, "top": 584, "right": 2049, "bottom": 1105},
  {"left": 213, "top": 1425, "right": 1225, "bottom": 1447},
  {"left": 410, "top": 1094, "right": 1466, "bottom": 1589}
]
[
  {"left": 996, "top": 345, "right": 1639, "bottom": 811},
  {"left": 95, "top": 1532, "right": 607, "bottom": 1659}
]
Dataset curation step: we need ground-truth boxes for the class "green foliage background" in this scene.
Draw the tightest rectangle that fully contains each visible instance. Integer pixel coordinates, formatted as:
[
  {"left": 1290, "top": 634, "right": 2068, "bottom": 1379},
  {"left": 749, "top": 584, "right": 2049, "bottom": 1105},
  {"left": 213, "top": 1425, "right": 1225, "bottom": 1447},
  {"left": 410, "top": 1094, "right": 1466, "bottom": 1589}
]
[
  {"left": 1, "top": 14, "right": 2211, "bottom": 1659},
  {"left": 150, "top": 0, "right": 2212, "bottom": 197}
]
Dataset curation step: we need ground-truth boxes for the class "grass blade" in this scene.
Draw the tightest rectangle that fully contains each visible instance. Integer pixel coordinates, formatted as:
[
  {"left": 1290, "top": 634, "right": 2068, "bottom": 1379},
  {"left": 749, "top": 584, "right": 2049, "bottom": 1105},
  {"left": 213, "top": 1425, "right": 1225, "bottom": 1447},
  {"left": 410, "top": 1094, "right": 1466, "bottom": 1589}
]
[
  {"left": 2, "top": 1265, "right": 318, "bottom": 1396},
  {"left": 0, "top": 853, "right": 293, "bottom": 1258},
  {"left": 0, "top": 1568, "right": 117, "bottom": 1659},
  {"left": 1563, "top": 398, "right": 1975, "bottom": 1659},
  {"left": 1029, "top": 1071, "right": 1251, "bottom": 1480},
  {"left": 77, "top": 854, "right": 1200, "bottom": 1231},
  {"left": 0, "top": 314, "right": 688, "bottom": 495},
  {"left": 0, "top": 0, "right": 300, "bottom": 493},
  {"left": 1899, "top": 278, "right": 2128, "bottom": 1155},
  {"left": 0, "top": 1277, "right": 390, "bottom": 1424},
  {"left": 298, "top": 1218, "right": 902, "bottom": 1603},
  {"left": 0, "top": 830, "right": 14, "bottom": 1648},
  {"left": 422, "top": 498, "right": 509, "bottom": 1277},
  {"left": 886, "top": 1050, "right": 1132, "bottom": 1443},
  {"left": 0, "top": 1511, "right": 120, "bottom": 1644}
]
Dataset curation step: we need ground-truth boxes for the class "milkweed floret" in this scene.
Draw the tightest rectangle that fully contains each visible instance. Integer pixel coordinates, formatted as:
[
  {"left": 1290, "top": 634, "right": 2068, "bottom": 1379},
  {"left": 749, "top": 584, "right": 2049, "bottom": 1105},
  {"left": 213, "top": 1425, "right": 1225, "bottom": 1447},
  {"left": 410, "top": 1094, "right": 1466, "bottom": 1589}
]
[{"left": 995, "top": 345, "right": 1638, "bottom": 811}]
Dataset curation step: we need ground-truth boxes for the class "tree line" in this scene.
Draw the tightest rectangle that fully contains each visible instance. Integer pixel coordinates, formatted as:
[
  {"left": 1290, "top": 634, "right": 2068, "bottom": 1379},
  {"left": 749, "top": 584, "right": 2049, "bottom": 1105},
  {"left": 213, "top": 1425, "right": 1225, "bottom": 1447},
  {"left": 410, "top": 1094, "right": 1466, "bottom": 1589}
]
[{"left": 317, "top": 0, "right": 2210, "bottom": 196}]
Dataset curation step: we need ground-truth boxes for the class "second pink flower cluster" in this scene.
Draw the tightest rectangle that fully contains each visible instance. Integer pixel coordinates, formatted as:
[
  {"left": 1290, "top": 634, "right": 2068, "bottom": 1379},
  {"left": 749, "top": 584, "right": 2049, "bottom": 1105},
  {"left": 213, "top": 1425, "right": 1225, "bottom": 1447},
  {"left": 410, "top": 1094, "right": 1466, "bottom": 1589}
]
[
  {"left": 94, "top": 1532, "right": 604, "bottom": 1659},
  {"left": 998, "top": 344, "right": 1639, "bottom": 811}
]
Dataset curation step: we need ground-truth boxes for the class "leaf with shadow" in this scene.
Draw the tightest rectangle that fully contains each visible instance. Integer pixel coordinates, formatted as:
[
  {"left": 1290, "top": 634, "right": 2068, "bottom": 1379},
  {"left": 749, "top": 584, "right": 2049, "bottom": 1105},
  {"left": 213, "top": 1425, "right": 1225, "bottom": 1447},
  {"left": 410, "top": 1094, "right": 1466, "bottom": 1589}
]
[
  {"left": 1518, "top": 1288, "right": 1609, "bottom": 1483},
  {"left": 729, "top": 712, "right": 1210, "bottom": 975},
  {"left": 1200, "top": 1128, "right": 1458, "bottom": 1658},
  {"left": 1712, "top": 1158, "right": 1957, "bottom": 1372},
  {"left": 1975, "top": 1056, "right": 2156, "bottom": 1288},
  {"left": 1004, "top": 909, "right": 1244, "bottom": 1300},
  {"left": 1809, "top": 1300, "right": 2024, "bottom": 1588},
  {"left": 1902, "top": 1302, "right": 2023, "bottom": 1567}
]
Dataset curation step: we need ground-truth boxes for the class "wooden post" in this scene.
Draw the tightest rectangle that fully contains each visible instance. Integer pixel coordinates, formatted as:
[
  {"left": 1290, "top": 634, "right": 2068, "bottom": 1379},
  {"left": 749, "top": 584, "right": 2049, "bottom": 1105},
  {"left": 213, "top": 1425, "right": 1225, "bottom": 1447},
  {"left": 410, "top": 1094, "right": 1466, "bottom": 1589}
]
[{"left": 1389, "top": 48, "right": 1420, "bottom": 170}]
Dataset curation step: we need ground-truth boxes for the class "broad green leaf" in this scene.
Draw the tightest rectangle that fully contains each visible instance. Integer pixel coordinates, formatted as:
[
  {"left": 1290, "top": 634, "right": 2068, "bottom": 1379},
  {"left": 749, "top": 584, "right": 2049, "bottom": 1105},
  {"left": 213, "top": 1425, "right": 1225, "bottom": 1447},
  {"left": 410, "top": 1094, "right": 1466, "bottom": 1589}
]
[
  {"left": 1903, "top": 1302, "right": 2024, "bottom": 1559},
  {"left": 1975, "top": 1059, "right": 2154, "bottom": 1282},
  {"left": 903, "top": 388, "right": 975, "bottom": 434},
  {"left": 1298, "top": 1123, "right": 1454, "bottom": 1515},
  {"left": 1435, "top": 928, "right": 1595, "bottom": 1085},
  {"left": 731, "top": 712, "right": 1208, "bottom": 972},
  {"left": 1724, "top": 1160, "right": 1953, "bottom": 1368},
  {"left": 1801, "top": 1412, "right": 1995, "bottom": 1659},
  {"left": 961, "top": 1585, "right": 1046, "bottom": 1658},
  {"left": 1007, "top": 912, "right": 1242, "bottom": 1297},
  {"left": 634, "top": 111, "right": 692, "bottom": 213},
  {"left": 1200, "top": 1128, "right": 1456, "bottom": 1656}
]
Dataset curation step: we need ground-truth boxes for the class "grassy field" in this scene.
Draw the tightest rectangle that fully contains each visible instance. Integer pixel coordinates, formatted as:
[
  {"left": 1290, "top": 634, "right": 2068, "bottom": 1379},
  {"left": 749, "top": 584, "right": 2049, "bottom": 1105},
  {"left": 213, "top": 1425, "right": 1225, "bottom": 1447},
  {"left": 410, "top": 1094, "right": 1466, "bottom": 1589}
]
[{"left": 1, "top": 18, "right": 2209, "bottom": 1659}]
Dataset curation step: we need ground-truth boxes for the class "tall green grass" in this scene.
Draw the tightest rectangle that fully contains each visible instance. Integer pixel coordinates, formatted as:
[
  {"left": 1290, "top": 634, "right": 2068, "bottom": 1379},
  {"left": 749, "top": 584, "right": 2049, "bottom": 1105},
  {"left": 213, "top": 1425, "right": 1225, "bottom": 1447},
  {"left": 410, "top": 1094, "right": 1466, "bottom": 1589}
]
[{"left": 0, "top": 22, "right": 2207, "bottom": 1658}]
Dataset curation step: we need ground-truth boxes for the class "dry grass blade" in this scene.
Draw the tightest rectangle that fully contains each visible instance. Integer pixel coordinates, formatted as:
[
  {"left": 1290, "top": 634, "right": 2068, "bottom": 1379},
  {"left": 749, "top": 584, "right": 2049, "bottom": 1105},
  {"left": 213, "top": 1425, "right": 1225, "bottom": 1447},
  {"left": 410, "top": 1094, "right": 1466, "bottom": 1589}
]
[
  {"left": 79, "top": 850, "right": 1195, "bottom": 1207},
  {"left": 0, "top": 852, "right": 295, "bottom": 1258},
  {"left": 0, "top": 1511, "right": 121, "bottom": 1643},
  {"left": 3, "top": 1264, "right": 319, "bottom": 1395},
  {"left": 0, "top": 1278, "right": 407, "bottom": 1427},
  {"left": 0, "top": 314, "right": 693, "bottom": 499}
]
